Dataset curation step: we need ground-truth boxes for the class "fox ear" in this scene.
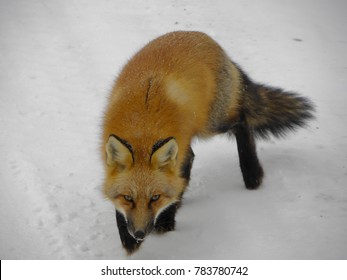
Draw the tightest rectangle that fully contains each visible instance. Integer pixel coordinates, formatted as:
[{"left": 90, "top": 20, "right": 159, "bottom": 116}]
[
  {"left": 106, "top": 135, "right": 133, "bottom": 169},
  {"left": 151, "top": 138, "right": 178, "bottom": 169}
]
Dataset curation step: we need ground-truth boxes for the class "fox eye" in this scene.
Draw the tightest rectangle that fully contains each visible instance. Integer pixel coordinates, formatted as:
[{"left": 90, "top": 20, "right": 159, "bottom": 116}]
[
  {"left": 124, "top": 195, "right": 133, "bottom": 202},
  {"left": 151, "top": 194, "right": 160, "bottom": 202}
]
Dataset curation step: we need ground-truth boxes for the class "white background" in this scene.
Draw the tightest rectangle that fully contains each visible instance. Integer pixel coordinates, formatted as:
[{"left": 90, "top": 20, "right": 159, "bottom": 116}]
[{"left": 1, "top": 0, "right": 347, "bottom": 259}]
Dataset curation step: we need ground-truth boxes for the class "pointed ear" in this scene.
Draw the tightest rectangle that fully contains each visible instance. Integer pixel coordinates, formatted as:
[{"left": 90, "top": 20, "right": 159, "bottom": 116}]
[
  {"left": 151, "top": 138, "right": 178, "bottom": 169},
  {"left": 106, "top": 135, "right": 133, "bottom": 169}
]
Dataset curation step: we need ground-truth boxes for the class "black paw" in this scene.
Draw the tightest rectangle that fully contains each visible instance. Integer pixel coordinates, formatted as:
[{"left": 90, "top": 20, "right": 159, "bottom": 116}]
[{"left": 243, "top": 164, "right": 264, "bottom": 190}]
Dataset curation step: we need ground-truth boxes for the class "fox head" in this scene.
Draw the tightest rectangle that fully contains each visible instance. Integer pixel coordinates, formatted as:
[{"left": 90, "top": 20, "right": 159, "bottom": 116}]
[{"left": 103, "top": 134, "right": 193, "bottom": 253}]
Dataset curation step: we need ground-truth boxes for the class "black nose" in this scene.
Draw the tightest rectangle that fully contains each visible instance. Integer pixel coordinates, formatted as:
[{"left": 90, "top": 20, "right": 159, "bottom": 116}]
[{"left": 134, "top": 230, "right": 145, "bottom": 240}]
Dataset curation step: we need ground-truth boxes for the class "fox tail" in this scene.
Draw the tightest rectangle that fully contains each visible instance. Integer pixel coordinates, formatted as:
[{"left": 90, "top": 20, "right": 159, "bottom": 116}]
[{"left": 240, "top": 74, "right": 315, "bottom": 139}]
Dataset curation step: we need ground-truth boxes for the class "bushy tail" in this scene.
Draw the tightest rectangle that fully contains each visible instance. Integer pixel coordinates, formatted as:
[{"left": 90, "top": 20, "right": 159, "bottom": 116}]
[{"left": 241, "top": 76, "right": 315, "bottom": 139}]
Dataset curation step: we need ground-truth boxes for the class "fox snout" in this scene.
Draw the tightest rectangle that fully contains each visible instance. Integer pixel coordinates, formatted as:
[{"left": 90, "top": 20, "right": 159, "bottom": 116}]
[
  {"left": 126, "top": 218, "right": 154, "bottom": 242},
  {"left": 115, "top": 210, "right": 157, "bottom": 254},
  {"left": 133, "top": 230, "right": 146, "bottom": 241},
  {"left": 115, "top": 203, "right": 179, "bottom": 254}
]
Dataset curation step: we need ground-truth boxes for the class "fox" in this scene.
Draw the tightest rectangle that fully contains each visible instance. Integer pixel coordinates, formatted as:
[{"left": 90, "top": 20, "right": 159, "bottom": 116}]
[{"left": 102, "top": 31, "right": 315, "bottom": 254}]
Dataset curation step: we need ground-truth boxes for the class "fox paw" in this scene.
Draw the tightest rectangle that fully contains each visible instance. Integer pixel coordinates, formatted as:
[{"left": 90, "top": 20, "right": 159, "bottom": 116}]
[{"left": 243, "top": 165, "right": 264, "bottom": 190}]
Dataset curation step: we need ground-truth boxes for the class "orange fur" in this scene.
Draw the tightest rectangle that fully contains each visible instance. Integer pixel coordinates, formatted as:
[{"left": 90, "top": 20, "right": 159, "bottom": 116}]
[
  {"left": 102, "top": 31, "right": 242, "bottom": 251},
  {"left": 103, "top": 30, "right": 241, "bottom": 184},
  {"left": 101, "top": 31, "right": 314, "bottom": 253}
]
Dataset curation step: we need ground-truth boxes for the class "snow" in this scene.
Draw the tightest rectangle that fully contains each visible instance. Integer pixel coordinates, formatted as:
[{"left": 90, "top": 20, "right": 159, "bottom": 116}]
[{"left": 1, "top": 0, "right": 347, "bottom": 259}]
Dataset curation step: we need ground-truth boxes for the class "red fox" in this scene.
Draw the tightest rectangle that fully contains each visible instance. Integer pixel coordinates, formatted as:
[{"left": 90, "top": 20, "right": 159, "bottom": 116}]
[{"left": 102, "top": 31, "right": 315, "bottom": 254}]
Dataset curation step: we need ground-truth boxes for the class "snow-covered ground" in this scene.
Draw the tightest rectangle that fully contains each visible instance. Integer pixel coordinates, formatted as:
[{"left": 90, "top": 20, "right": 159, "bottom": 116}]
[{"left": 1, "top": 0, "right": 347, "bottom": 260}]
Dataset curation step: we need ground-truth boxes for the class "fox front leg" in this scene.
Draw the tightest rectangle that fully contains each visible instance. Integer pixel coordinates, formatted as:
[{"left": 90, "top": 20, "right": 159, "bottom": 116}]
[
  {"left": 154, "top": 203, "right": 179, "bottom": 233},
  {"left": 115, "top": 210, "right": 142, "bottom": 254}
]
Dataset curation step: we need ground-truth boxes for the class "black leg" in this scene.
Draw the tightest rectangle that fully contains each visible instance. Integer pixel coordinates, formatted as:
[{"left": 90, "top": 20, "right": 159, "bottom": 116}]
[
  {"left": 180, "top": 146, "right": 195, "bottom": 182},
  {"left": 116, "top": 210, "right": 142, "bottom": 254},
  {"left": 235, "top": 117, "right": 264, "bottom": 189},
  {"left": 154, "top": 203, "right": 178, "bottom": 233}
]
